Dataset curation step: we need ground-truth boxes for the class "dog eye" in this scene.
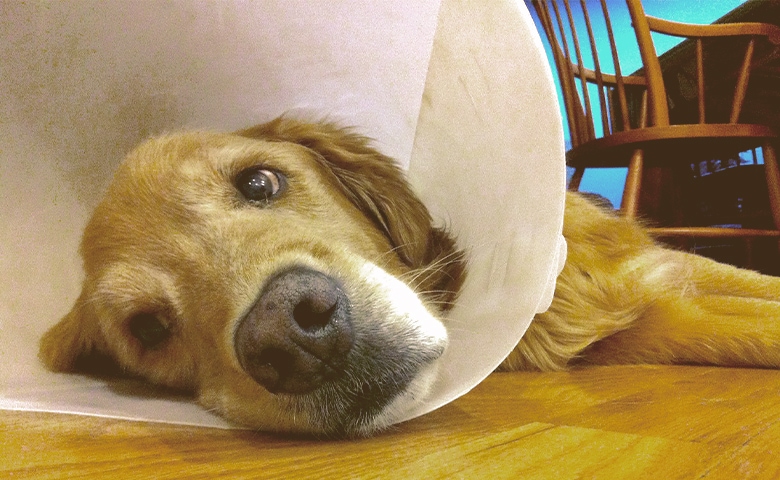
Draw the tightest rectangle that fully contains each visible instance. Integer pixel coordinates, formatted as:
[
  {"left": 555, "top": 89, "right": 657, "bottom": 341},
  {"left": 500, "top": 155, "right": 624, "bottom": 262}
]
[
  {"left": 128, "top": 313, "right": 170, "bottom": 349},
  {"left": 235, "top": 167, "right": 285, "bottom": 203}
]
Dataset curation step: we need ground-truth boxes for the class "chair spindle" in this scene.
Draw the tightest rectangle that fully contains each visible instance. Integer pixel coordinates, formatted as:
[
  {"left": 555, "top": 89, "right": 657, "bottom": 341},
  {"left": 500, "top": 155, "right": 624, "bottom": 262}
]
[
  {"left": 579, "top": 0, "right": 610, "bottom": 136},
  {"left": 696, "top": 38, "right": 705, "bottom": 124},
  {"left": 600, "top": 0, "right": 631, "bottom": 133},
  {"left": 561, "top": 0, "right": 596, "bottom": 141},
  {"left": 731, "top": 38, "right": 756, "bottom": 123}
]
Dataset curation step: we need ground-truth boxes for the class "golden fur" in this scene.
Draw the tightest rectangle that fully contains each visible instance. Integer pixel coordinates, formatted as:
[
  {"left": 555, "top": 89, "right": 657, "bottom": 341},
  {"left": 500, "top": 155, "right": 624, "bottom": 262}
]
[
  {"left": 506, "top": 192, "right": 780, "bottom": 371},
  {"left": 40, "top": 118, "right": 780, "bottom": 437}
]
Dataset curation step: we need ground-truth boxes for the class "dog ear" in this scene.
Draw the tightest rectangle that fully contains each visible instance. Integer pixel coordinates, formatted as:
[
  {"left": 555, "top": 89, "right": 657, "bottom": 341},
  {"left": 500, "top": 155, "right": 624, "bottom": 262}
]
[
  {"left": 39, "top": 290, "right": 106, "bottom": 372},
  {"left": 238, "top": 118, "right": 466, "bottom": 309}
]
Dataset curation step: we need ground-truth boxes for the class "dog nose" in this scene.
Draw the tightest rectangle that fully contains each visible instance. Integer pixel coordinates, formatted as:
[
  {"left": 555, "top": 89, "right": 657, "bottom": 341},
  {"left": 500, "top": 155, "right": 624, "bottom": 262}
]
[{"left": 234, "top": 267, "right": 354, "bottom": 394}]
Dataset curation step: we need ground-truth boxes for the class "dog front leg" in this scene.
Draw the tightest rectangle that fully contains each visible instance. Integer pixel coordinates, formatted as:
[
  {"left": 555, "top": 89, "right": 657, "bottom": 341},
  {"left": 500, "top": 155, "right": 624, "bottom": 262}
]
[{"left": 579, "top": 251, "right": 780, "bottom": 368}]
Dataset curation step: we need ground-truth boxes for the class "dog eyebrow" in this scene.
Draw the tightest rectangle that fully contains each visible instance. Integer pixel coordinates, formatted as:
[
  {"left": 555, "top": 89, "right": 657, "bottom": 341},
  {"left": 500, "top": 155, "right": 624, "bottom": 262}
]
[
  {"left": 210, "top": 142, "right": 296, "bottom": 174},
  {"left": 92, "top": 263, "right": 181, "bottom": 318}
]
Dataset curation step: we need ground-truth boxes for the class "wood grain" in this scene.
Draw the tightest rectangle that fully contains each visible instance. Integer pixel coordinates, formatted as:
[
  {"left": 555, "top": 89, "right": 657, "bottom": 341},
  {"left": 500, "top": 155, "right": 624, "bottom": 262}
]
[{"left": 3, "top": 365, "right": 780, "bottom": 479}]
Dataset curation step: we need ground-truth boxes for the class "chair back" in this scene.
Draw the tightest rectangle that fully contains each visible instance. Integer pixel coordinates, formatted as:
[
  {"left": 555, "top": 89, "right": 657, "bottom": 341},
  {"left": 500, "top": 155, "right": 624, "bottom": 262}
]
[
  {"left": 625, "top": 0, "right": 780, "bottom": 127},
  {"left": 533, "top": 0, "right": 780, "bottom": 143},
  {"left": 532, "top": 0, "right": 649, "bottom": 150}
]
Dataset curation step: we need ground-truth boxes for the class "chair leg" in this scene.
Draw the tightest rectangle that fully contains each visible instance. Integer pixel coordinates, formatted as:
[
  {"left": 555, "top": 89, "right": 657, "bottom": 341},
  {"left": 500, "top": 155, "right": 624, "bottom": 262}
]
[
  {"left": 762, "top": 141, "right": 780, "bottom": 256},
  {"left": 569, "top": 167, "right": 585, "bottom": 191},
  {"left": 620, "top": 149, "right": 644, "bottom": 218},
  {"left": 764, "top": 141, "right": 780, "bottom": 231}
]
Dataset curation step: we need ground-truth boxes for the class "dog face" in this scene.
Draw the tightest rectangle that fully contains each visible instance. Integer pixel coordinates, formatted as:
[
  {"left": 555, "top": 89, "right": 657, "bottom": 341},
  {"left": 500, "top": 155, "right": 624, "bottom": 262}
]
[{"left": 40, "top": 118, "right": 465, "bottom": 436}]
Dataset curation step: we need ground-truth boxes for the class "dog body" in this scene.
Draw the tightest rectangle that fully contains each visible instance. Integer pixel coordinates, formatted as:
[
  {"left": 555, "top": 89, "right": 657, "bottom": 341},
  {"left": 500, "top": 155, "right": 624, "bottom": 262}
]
[
  {"left": 40, "top": 119, "right": 780, "bottom": 436},
  {"left": 507, "top": 192, "right": 780, "bottom": 371}
]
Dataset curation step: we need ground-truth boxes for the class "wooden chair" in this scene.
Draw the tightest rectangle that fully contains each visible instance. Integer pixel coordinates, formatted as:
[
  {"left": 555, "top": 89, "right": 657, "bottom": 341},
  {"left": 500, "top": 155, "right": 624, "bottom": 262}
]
[{"left": 532, "top": 0, "right": 780, "bottom": 251}]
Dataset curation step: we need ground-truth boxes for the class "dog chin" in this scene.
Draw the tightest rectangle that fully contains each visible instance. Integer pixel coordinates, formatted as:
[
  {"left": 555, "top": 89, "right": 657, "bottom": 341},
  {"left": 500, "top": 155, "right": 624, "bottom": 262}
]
[
  {"left": 300, "top": 354, "right": 444, "bottom": 438},
  {"left": 354, "top": 360, "right": 442, "bottom": 436}
]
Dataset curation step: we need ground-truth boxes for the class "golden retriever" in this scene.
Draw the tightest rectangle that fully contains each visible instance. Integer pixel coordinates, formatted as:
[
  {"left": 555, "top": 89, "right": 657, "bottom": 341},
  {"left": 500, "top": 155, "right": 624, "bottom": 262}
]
[{"left": 40, "top": 118, "right": 780, "bottom": 437}]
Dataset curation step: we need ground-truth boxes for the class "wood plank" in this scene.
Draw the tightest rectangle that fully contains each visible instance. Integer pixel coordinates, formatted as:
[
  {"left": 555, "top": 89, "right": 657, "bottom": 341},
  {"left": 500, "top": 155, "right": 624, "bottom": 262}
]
[
  {"left": 3, "top": 365, "right": 780, "bottom": 478},
  {"left": 397, "top": 423, "right": 718, "bottom": 480}
]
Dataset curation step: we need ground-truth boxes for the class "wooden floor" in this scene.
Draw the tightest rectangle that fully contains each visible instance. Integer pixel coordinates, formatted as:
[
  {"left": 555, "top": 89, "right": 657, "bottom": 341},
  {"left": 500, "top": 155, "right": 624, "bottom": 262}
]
[{"left": 3, "top": 365, "right": 780, "bottom": 479}]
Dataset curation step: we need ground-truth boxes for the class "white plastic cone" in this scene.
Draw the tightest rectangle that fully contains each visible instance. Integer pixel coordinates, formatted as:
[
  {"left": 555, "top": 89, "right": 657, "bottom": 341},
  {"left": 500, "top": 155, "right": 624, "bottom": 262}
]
[{"left": 0, "top": 0, "right": 565, "bottom": 428}]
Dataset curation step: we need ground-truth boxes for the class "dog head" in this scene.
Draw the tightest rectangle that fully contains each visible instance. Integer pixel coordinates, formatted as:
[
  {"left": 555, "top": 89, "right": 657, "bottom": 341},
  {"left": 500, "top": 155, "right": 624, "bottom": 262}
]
[{"left": 39, "top": 118, "right": 465, "bottom": 436}]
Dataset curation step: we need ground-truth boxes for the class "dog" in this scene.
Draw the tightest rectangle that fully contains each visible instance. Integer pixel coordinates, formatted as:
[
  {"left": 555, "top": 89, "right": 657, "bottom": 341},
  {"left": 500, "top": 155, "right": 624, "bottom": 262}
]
[{"left": 40, "top": 118, "right": 780, "bottom": 437}]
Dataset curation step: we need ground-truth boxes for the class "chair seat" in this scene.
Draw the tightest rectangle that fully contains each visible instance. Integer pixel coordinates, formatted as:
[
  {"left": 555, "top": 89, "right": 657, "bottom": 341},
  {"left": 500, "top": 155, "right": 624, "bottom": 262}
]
[
  {"left": 650, "top": 227, "right": 780, "bottom": 238},
  {"left": 568, "top": 123, "right": 778, "bottom": 168}
]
